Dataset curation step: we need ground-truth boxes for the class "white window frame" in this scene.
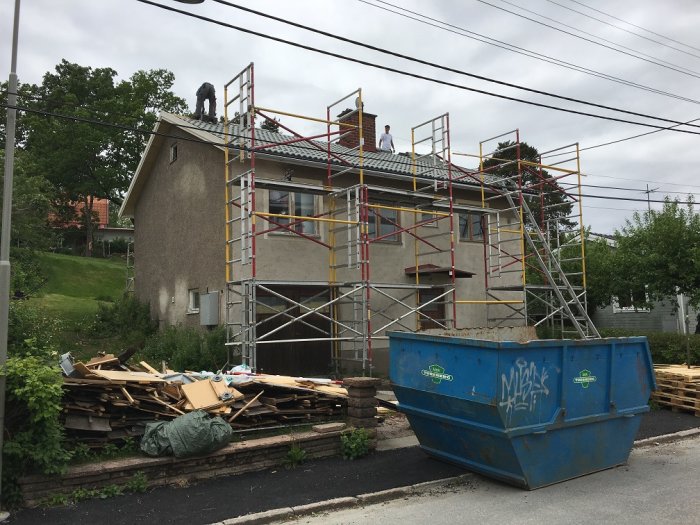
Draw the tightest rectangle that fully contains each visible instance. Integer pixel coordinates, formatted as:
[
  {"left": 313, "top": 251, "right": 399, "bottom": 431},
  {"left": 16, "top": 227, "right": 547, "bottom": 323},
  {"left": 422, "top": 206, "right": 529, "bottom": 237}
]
[
  {"left": 169, "top": 143, "right": 178, "bottom": 163},
  {"left": 187, "top": 288, "right": 200, "bottom": 314}
]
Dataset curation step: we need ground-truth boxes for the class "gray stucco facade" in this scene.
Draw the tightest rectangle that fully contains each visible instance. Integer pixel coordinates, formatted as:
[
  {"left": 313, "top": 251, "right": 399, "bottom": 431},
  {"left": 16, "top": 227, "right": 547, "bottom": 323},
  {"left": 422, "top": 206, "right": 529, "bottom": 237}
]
[{"left": 121, "top": 113, "right": 522, "bottom": 375}]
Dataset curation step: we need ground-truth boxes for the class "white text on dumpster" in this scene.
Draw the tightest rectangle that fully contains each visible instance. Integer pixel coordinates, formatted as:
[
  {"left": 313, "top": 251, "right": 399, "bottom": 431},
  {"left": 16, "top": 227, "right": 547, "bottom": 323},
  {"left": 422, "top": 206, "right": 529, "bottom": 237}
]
[{"left": 499, "top": 358, "right": 550, "bottom": 415}]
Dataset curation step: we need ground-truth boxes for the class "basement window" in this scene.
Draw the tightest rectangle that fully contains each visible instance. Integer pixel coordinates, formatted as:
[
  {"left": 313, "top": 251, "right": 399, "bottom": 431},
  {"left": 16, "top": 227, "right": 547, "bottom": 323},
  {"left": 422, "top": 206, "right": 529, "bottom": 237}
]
[
  {"left": 187, "top": 288, "right": 200, "bottom": 314},
  {"left": 170, "top": 143, "right": 178, "bottom": 163}
]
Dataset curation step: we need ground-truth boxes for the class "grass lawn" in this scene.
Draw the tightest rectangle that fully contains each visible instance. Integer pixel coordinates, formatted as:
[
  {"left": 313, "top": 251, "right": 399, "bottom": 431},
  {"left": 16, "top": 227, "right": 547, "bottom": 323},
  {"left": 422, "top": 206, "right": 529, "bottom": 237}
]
[{"left": 32, "top": 252, "right": 127, "bottom": 357}]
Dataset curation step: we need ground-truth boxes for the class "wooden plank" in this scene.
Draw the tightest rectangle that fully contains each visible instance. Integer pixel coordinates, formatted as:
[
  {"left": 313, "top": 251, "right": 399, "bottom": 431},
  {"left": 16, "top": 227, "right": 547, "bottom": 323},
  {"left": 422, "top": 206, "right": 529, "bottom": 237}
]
[
  {"left": 181, "top": 380, "right": 221, "bottom": 409},
  {"left": 148, "top": 394, "right": 185, "bottom": 415},
  {"left": 90, "top": 370, "right": 167, "bottom": 383},
  {"left": 120, "top": 387, "right": 135, "bottom": 405},
  {"left": 229, "top": 391, "right": 264, "bottom": 422},
  {"left": 85, "top": 354, "right": 119, "bottom": 368},
  {"left": 139, "top": 361, "right": 161, "bottom": 375}
]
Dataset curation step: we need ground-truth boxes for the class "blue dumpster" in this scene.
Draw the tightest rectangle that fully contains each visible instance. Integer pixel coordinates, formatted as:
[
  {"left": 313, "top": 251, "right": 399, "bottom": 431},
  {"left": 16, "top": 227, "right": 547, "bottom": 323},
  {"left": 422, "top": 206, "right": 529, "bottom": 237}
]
[{"left": 389, "top": 331, "right": 656, "bottom": 489}]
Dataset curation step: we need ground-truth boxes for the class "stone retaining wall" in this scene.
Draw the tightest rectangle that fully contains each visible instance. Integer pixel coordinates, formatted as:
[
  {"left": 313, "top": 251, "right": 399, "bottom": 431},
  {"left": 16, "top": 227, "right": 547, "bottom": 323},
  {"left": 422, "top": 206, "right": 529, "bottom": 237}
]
[{"left": 20, "top": 427, "right": 345, "bottom": 508}]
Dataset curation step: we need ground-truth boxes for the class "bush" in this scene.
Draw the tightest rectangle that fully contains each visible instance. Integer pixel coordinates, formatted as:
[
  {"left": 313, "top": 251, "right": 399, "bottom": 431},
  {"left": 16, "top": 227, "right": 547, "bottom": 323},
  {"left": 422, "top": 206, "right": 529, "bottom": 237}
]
[
  {"left": 598, "top": 328, "right": 700, "bottom": 365},
  {"left": 4, "top": 302, "right": 71, "bottom": 507},
  {"left": 10, "top": 247, "right": 47, "bottom": 297},
  {"left": 340, "top": 428, "right": 371, "bottom": 460},
  {"left": 140, "top": 325, "right": 227, "bottom": 372},
  {"left": 91, "top": 294, "right": 157, "bottom": 346}
]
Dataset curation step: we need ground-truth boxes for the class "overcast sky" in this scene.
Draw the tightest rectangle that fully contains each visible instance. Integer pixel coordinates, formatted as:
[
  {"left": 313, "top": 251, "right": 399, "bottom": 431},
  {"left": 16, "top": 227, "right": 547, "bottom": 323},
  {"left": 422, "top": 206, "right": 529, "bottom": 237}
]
[{"left": 2, "top": 0, "right": 699, "bottom": 233}]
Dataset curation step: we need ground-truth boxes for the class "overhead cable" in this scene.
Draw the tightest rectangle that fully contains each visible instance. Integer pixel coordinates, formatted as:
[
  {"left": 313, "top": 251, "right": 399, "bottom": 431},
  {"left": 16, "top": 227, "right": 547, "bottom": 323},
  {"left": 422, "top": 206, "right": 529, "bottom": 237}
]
[{"left": 135, "top": 0, "right": 700, "bottom": 134}]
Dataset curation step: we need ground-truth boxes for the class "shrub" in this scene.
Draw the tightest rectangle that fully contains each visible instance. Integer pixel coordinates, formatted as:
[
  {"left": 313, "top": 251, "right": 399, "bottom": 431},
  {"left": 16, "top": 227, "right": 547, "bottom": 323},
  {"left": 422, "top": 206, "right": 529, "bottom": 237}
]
[
  {"left": 3, "top": 303, "right": 70, "bottom": 507},
  {"left": 598, "top": 328, "right": 700, "bottom": 365},
  {"left": 91, "top": 294, "right": 157, "bottom": 346},
  {"left": 140, "top": 325, "right": 227, "bottom": 372},
  {"left": 283, "top": 443, "right": 307, "bottom": 469},
  {"left": 340, "top": 428, "right": 371, "bottom": 460},
  {"left": 9, "top": 247, "right": 47, "bottom": 297}
]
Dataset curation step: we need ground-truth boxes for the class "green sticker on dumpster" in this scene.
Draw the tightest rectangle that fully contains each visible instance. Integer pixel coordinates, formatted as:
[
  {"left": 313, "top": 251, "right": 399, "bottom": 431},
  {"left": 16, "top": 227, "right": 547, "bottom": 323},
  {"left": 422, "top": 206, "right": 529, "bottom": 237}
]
[
  {"left": 421, "top": 364, "right": 453, "bottom": 384},
  {"left": 573, "top": 369, "right": 597, "bottom": 388}
]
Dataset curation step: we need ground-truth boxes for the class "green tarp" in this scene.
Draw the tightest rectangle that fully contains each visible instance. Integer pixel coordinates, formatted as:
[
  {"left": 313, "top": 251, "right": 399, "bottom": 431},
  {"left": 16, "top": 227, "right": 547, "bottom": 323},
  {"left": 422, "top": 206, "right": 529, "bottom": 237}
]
[{"left": 140, "top": 410, "right": 233, "bottom": 458}]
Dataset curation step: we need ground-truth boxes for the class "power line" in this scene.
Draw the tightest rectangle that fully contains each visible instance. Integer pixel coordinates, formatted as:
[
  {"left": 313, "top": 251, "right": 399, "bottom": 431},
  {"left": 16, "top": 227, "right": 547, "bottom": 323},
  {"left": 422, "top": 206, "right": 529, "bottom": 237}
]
[
  {"left": 566, "top": 0, "right": 700, "bottom": 53},
  {"left": 356, "top": 0, "right": 700, "bottom": 106},
  {"left": 7, "top": 101, "right": 698, "bottom": 209},
  {"left": 209, "top": 0, "right": 700, "bottom": 129},
  {"left": 476, "top": 0, "right": 700, "bottom": 79},
  {"left": 136, "top": 0, "right": 700, "bottom": 134},
  {"left": 545, "top": 0, "right": 700, "bottom": 60}
]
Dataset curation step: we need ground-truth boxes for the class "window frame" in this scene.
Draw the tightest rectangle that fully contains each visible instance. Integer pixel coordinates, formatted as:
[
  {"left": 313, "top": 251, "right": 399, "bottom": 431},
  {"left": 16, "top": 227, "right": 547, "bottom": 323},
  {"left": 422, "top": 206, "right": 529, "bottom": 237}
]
[
  {"left": 187, "top": 288, "right": 200, "bottom": 314},
  {"left": 419, "top": 211, "right": 439, "bottom": 228},
  {"left": 458, "top": 212, "right": 485, "bottom": 243},
  {"left": 169, "top": 143, "right": 178, "bottom": 163},
  {"left": 267, "top": 189, "right": 318, "bottom": 236},
  {"left": 367, "top": 204, "right": 401, "bottom": 243}
]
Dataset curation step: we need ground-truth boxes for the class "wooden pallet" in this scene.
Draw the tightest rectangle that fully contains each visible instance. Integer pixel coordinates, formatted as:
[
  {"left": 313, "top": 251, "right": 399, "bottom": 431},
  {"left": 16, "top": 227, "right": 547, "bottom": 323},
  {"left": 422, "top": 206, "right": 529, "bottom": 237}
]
[{"left": 652, "top": 365, "right": 700, "bottom": 417}]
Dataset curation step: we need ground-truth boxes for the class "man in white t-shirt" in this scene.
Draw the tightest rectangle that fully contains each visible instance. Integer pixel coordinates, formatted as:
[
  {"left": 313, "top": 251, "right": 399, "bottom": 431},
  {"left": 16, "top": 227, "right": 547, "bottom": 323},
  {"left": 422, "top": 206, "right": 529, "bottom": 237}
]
[{"left": 378, "top": 125, "right": 395, "bottom": 153}]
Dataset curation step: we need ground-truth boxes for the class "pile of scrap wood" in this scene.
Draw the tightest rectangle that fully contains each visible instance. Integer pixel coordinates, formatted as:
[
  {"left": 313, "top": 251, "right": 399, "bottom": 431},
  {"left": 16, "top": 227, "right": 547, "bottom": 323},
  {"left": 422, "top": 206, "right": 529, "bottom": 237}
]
[
  {"left": 60, "top": 352, "right": 348, "bottom": 447},
  {"left": 651, "top": 364, "right": 700, "bottom": 417}
]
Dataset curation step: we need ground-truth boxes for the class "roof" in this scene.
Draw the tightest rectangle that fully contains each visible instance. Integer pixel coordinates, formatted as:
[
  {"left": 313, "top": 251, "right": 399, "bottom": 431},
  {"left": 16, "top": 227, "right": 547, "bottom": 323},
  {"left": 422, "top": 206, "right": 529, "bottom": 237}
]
[
  {"left": 120, "top": 112, "right": 487, "bottom": 217},
  {"left": 404, "top": 264, "right": 475, "bottom": 278}
]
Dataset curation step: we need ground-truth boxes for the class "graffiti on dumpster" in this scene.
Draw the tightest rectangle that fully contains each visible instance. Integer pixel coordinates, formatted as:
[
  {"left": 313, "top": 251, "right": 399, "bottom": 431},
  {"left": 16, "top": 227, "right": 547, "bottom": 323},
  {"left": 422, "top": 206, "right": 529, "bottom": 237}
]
[{"left": 499, "top": 357, "right": 550, "bottom": 416}]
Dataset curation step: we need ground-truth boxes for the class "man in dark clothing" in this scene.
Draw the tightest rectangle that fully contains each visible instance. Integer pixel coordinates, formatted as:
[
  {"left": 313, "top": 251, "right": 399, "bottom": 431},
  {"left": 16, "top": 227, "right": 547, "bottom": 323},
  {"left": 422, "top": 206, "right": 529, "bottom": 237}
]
[{"left": 195, "top": 82, "right": 216, "bottom": 122}]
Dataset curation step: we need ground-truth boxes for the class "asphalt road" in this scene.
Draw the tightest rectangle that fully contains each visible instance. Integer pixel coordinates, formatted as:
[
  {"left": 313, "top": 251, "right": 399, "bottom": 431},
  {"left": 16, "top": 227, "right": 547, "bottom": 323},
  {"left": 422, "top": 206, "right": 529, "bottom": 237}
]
[
  {"left": 284, "top": 435, "right": 700, "bottom": 525},
  {"left": 7, "top": 409, "right": 699, "bottom": 525}
]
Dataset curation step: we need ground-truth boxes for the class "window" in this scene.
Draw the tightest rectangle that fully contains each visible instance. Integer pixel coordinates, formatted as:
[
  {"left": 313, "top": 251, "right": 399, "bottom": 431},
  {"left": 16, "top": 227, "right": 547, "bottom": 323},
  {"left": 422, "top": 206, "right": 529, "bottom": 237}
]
[
  {"left": 269, "top": 190, "right": 316, "bottom": 234},
  {"left": 613, "top": 287, "right": 650, "bottom": 313},
  {"left": 187, "top": 289, "right": 200, "bottom": 314},
  {"left": 169, "top": 143, "right": 178, "bottom": 163},
  {"left": 419, "top": 211, "right": 438, "bottom": 227},
  {"left": 459, "top": 212, "right": 484, "bottom": 242},
  {"left": 368, "top": 206, "right": 400, "bottom": 242}
]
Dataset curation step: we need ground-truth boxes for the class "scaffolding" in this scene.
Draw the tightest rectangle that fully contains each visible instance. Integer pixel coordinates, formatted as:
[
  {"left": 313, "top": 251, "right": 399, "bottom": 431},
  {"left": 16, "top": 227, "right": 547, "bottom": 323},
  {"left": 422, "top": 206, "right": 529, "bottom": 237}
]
[
  {"left": 453, "top": 130, "right": 599, "bottom": 338},
  {"left": 222, "top": 63, "right": 598, "bottom": 376}
]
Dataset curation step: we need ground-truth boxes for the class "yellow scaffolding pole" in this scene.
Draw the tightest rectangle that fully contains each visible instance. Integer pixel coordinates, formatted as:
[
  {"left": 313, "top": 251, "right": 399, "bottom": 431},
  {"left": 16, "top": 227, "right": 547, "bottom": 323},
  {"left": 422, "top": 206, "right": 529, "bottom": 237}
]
[
  {"left": 254, "top": 212, "right": 357, "bottom": 225},
  {"left": 255, "top": 106, "right": 358, "bottom": 128},
  {"left": 367, "top": 203, "right": 450, "bottom": 217}
]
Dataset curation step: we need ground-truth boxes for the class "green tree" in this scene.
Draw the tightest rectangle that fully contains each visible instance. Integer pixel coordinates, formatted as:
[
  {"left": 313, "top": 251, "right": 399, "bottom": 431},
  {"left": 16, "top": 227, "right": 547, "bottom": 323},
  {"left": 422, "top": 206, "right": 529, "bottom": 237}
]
[
  {"left": 481, "top": 141, "right": 574, "bottom": 229},
  {"left": 22, "top": 60, "right": 187, "bottom": 255},
  {"left": 260, "top": 116, "right": 280, "bottom": 132},
  {"left": 0, "top": 149, "right": 54, "bottom": 249},
  {"left": 614, "top": 198, "right": 700, "bottom": 308}
]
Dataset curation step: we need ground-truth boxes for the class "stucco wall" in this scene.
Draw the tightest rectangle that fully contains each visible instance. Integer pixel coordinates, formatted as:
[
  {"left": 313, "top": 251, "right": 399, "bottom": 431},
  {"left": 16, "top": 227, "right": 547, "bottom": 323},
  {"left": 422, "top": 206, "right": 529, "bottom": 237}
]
[
  {"left": 132, "top": 134, "right": 523, "bottom": 374},
  {"left": 134, "top": 127, "right": 226, "bottom": 327}
]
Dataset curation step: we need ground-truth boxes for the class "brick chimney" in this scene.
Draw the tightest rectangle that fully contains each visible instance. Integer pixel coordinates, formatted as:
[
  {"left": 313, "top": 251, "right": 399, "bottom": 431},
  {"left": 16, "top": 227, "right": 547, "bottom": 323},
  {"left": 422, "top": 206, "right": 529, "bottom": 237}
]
[{"left": 337, "top": 108, "right": 377, "bottom": 153}]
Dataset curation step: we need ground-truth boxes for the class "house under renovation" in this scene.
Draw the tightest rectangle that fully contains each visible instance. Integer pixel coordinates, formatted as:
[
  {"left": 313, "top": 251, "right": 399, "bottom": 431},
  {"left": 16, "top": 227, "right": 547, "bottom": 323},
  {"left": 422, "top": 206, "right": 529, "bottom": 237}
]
[{"left": 119, "top": 63, "right": 596, "bottom": 376}]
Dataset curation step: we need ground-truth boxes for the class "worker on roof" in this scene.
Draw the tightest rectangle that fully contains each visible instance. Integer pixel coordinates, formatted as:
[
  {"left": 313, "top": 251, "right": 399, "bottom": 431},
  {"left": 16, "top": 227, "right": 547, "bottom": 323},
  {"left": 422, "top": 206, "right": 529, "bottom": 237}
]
[
  {"left": 378, "top": 124, "right": 395, "bottom": 153},
  {"left": 194, "top": 82, "right": 217, "bottom": 123}
]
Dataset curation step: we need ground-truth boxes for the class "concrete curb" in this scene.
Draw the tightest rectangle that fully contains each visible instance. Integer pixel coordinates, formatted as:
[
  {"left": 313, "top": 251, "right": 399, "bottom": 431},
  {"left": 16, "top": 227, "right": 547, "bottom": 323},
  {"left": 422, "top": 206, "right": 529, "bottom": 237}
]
[
  {"left": 633, "top": 427, "right": 700, "bottom": 447},
  {"left": 213, "top": 430, "right": 700, "bottom": 525},
  {"left": 210, "top": 474, "right": 473, "bottom": 525}
]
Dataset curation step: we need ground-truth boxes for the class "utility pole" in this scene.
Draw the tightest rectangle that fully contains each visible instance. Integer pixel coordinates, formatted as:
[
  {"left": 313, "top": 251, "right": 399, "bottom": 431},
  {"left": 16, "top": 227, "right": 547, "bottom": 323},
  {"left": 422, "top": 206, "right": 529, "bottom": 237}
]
[
  {"left": 644, "top": 184, "right": 659, "bottom": 213},
  {"left": 0, "top": 0, "right": 21, "bottom": 519}
]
